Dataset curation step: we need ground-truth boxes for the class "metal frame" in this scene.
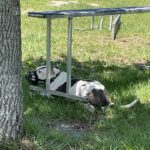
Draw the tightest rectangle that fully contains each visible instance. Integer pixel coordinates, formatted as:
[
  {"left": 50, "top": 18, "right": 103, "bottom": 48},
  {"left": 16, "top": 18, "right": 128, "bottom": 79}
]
[
  {"left": 28, "top": 6, "right": 150, "bottom": 18},
  {"left": 75, "top": 16, "right": 113, "bottom": 32},
  {"left": 111, "top": 15, "right": 121, "bottom": 40},
  {"left": 44, "top": 16, "right": 83, "bottom": 101},
  {"left": 90, "top": 15, "right": 121, "bottom": 39},
  {"left": 99, "top": 16, "right": 103, "bottom": 30},
  {"left": 75, "top": 15, "right": 121, "bottom": 39},
  {"left": 46, "top": 19, "right": 51, "bottom": 94},
  {"left": 45, "top": 16, "right": 86, "bottom": 102},
  {"left": 67, "top": 17, "right": 73, "bottom": 94},
  {"left": 28, "top": 6, "right": 150, "bottom": 101}
]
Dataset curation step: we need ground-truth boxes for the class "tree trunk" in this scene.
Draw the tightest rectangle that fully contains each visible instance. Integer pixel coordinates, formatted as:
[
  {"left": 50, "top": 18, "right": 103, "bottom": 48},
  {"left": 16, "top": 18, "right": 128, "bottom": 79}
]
[{"left": 0, "top": 0, "right": 23, "bottom": 140}]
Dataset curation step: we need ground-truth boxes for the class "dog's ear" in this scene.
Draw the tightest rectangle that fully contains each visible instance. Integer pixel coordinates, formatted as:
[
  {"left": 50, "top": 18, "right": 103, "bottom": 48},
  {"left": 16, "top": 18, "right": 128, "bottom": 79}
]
[
  {"left": 51, "top": 67, "right": 61, "bottom": 77},
  {"left": 86, "top": 89, "right": 113, "bottom": 107},
  {"left": 86, "top": 90, "right": 97, "bottom": 105},
  {"left": 96, "top": 89, "right": 112, "bottom": 106}
]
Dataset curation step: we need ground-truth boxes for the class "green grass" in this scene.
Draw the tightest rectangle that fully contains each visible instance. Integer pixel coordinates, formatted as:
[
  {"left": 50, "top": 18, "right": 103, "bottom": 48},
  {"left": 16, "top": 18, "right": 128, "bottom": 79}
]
[{"left": 8, "top": 0, "right": 150, "bottom": 149}]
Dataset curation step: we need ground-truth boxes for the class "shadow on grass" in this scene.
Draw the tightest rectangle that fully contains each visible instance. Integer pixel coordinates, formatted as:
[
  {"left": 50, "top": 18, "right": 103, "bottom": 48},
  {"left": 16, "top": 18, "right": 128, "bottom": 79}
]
[
  {"left": 22, "top": 56, "right": 150, "bottom": 149},
  {"left": 23, "top": 55, "right": 150, "bottom": 104},
  {"left": 23, "top": 55, "right": 150, "bottom": 95}
]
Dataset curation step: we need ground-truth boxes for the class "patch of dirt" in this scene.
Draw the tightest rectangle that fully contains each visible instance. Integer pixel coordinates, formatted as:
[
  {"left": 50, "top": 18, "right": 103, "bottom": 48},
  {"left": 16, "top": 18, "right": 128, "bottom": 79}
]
[
  {"left": 49, "top": 1, "right": 78, "bottom": 7},
  {"left": 47, "top": 120, "right": 94, "bottom": 137},
  {"left": 96, "top": 35, "right": 150, "bottom": 47},
  {"left": 87, "top": 3, "right": 99, "bottom": 7},
  {"left": 115, "top": 36, "right": 150, "bottom": 49},
  {"left": 134, "top": 60, "right": 148, "bottom": 65}
]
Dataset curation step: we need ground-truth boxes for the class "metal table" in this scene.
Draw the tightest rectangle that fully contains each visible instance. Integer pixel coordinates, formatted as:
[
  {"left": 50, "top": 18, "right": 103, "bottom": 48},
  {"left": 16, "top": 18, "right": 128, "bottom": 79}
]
[{"left": 28, "top": 6, "right": 150, "bottom": 101}]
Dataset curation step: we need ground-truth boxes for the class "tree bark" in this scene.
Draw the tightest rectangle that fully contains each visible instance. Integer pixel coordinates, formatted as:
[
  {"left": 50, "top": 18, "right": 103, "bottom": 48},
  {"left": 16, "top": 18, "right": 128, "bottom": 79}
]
[{"left": 0, "top": 0, "right": 23, "bottom": 140}]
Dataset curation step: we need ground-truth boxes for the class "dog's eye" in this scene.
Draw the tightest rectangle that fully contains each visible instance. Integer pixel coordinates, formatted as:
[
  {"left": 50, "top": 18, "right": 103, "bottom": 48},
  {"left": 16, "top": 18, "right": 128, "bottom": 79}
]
[{"left": 38, "top": 71, "right": 41, "bottom": 73}]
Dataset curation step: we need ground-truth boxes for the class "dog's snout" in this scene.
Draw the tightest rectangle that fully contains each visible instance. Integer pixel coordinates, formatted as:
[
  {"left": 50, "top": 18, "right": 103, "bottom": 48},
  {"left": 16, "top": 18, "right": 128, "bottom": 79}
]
[
  {"left": 25, "top": 71, "right": 34, "bottom": 81},
  {"left": 25, "top": 70, "right": 39, "bottom": 85}
]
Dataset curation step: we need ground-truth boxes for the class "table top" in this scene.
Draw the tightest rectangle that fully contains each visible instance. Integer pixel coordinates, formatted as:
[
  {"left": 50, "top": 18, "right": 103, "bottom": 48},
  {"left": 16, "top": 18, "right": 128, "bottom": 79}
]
[{"left": 28, "top": 6, "right": 150, "bottom": 19}]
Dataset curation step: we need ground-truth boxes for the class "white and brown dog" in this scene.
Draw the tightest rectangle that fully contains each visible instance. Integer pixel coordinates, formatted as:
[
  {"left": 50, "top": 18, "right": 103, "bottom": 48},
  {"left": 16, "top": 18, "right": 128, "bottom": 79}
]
[
  {"left": 26, "top": 66, "right": 138, "bottom": 110},
  {"left": 26, "top": 66, "right": 114, "bottom": 109}
]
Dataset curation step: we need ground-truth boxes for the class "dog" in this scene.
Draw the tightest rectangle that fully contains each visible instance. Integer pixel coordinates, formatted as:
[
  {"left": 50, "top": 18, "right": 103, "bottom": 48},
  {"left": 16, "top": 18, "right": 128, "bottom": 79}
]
[{"left": 26, "top": 65, "right": 114, "bottom": 109}]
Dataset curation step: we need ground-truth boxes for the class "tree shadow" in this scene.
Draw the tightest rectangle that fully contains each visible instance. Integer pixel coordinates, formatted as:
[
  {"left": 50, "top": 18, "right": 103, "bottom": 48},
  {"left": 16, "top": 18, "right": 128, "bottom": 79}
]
[
  {"left": 23, "top": 56, "right": 150, "bottom": 149},
  {"left": 23, "top": 55, "right": 150, "bottom": 103}
]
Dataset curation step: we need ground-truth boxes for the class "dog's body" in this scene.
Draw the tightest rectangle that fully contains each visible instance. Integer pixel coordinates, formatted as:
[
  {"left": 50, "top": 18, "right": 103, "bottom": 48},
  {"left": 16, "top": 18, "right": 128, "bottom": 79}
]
[{"left": 26, "top": 66, "right": 114, "bottom": 108}]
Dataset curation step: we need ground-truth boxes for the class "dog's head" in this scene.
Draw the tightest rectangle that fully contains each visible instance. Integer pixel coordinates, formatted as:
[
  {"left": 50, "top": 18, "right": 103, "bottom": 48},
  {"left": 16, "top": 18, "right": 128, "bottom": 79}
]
[
  {"left": 86, "top": 88, "right": 114, "bottom": 108},
  {"left": 25, "top": 66, "right": 60, "bottom": 85}
]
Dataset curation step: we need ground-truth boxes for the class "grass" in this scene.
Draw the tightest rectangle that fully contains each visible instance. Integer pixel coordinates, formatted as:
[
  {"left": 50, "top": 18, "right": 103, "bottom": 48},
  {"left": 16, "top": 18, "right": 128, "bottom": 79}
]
[{"left": 4, "top": 0, "right": 150, "bottom": 149}]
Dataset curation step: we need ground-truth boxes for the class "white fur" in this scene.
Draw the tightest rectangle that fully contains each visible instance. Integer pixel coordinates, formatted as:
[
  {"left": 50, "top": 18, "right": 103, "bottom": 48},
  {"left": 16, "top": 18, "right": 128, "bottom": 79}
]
[
  {"left": 36, "top": 66, "right": 60, "bottom": 80},
  {"left": 36, "top": 66, "right": 47, "bottom": 80},
  {"left": 50, "top": 72, "right": 67, "bottom": 91},
  {"left": 70, "top": 80, "right": 105, "bottom": 97},
  {"left": 53, "top": 67, "right": 61, "bottom": 75},
  {"left": 70, "top": 80, "right": 87, "bottom": 96},
  {"left": 35, "top": 66, "right": 105, "bottom": 98}
]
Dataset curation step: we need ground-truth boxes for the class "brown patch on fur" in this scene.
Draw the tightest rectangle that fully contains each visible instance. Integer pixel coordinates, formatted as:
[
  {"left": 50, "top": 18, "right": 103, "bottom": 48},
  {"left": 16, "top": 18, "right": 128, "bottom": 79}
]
[{"left": 87, "top": 89, "right": 112, "bottom": 107}]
